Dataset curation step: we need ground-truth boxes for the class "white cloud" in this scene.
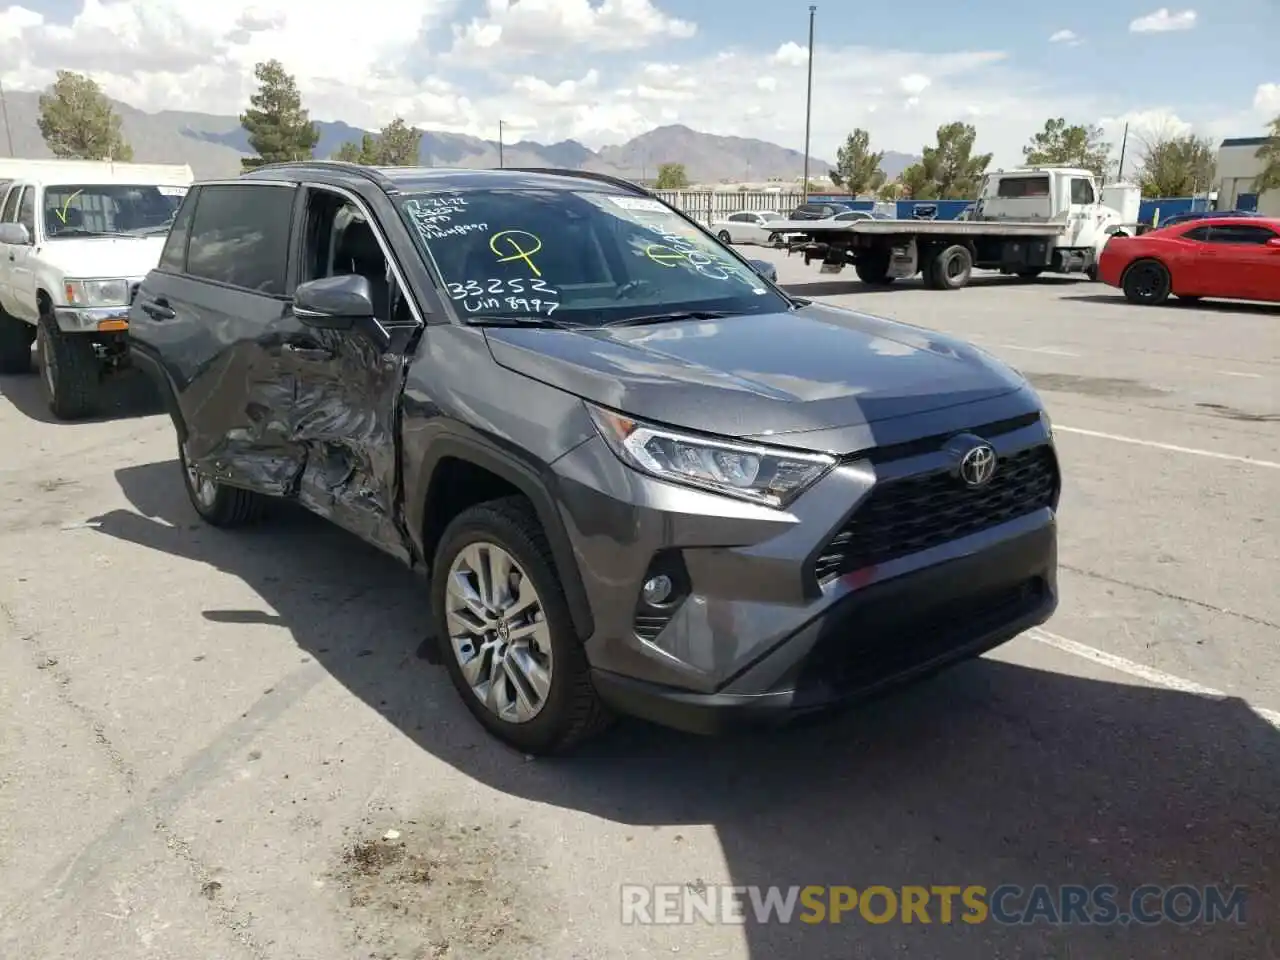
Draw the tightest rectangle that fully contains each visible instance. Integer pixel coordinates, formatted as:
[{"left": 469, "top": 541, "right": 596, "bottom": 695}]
[
  {"left": 513, "top": 69, "right": 599, "bottom": 104},
  {"left": 1129, "top": 8, "right": 1197, "bottom": 32},
  {"left": 1253, "top": 83, "right": 1280, "bottom": 115},
  {"left": 756, "top": 77, "right": 777, "bottom": 92},
  {"left": 448, "top": 0, "right": 695, "bottom": 62},
  {"left": 770, "top": 41, "right": 809, "bottom": 67},
  {"left": 1049, "top": 29, "right": 1082, "bottom": 45},
  {"left": 899, "top": 74, "right": 931, "bottom": 97}
]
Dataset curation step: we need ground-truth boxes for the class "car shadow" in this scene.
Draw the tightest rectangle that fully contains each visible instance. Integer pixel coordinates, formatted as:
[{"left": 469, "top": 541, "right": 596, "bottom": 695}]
[
  {"left": 1061, "top": 293, "right": 1280, "bottom": 315},
  {"left": 783, "top": 275, "right": 1088, "bottom": 297},
  {"left": 90, "top": 459, "right": 1279, "bottom": 958},
  {"left": 0, "top": 360, "right": 163, "bottom": 424}
]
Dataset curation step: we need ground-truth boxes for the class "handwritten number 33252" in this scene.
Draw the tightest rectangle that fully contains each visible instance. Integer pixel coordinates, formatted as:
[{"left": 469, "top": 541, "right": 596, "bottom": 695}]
[{"left": 447, "top": 278, "right": 554, "bottom": 300}]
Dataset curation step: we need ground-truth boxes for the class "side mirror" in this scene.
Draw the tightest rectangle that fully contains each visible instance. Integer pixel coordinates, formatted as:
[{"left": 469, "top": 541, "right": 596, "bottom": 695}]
[
  {"left": 0, "top": 222, "right": 31, "bottom": 245},
  {"left": 292, "top": 274, "right": 373, "bottom": 330},
  {"left": 748, "top": 258, "right": 778, "bottom": 282}
]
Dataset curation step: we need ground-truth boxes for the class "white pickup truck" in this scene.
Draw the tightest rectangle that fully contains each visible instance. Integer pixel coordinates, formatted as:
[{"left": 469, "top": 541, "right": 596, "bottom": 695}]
[
  {"left": 0, "top": 159, "right": 194, "bottom": 418},
  {"left": 775, "top": 166, "right": 1142, "bottom": 290}
]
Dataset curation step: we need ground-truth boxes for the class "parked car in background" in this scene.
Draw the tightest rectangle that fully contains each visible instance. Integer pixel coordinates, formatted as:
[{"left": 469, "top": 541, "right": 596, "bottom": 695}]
[
  {"left": 129, "top": 162, "right": 1060, "bottom": 754},
  {"left": 1098, "top": 215, "right": 1280, "bottom": 306},
  {"left": 1150, "top": 209, "right": 1261, "bottom": 230},
  {"left": 0, "top": 158, "right": 194, "bottom": 419},
  {"left": 787, "top": 201, "right": 852, "bottom": 220},
  {"left": 710, "top": 209, "right": 785, "bottom": 245},
  {"left": 831, "top": 210, "right": 893, "bottom": 222}
]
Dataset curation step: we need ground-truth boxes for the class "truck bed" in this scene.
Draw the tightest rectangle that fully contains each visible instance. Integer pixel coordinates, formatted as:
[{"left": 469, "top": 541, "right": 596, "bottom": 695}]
[{"left": 769, "top": 218, "right": 1069, "bottom": 238}]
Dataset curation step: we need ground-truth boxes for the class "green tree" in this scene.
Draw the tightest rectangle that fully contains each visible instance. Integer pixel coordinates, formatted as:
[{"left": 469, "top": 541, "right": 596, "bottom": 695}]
[
  {"left": 240, "top": 59, "right": 319, "bottom": 163},
  {"left": 1135, "top": 132, "right": 1215, "bottom": 197},
  {"left": 375, "top": 118, "right": 422, "bottom": 165},
  {"left": 1255, "top": 114, "right": 1280, "bottom": 194},
  {"left": 333, "top": 133, "right": 380, "bottom": 164},
  {"left": 1023, "top": 117, "right": 1112, "bottom": 177},
  {"left": 36, "top": 71, "right": 133, "bottom": 161},
  {"left": 828, "top": 128, "right": 884, "bottom": 195},
  {"left": 899, "top": 122, "right": 992, "bottom": 200},
  {"left": 654, "top": 162, "right": 689, "bottom": 189}
]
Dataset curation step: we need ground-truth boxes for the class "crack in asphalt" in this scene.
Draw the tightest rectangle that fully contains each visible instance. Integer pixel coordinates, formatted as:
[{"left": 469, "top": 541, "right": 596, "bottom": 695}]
[{"left": 1059, "top": 563, "right": 1280, "bottom": 631}]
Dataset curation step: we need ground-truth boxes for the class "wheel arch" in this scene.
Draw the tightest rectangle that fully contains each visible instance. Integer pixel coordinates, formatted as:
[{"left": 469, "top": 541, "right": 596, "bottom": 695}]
[{"left": 412, "top": 434, "right": 595, "bottom": 641}]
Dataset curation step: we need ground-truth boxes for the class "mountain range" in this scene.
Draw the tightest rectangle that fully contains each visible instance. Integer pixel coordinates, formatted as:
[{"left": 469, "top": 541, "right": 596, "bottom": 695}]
[{"left": 0, "top": 88, "right": 920, "bottom": 186}]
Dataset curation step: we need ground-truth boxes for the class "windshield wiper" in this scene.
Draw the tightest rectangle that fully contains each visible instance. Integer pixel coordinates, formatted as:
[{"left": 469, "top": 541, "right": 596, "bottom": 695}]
[
  {"left": 50, "top": 229, "right": 133, "bottom": 238},
  {"left": 461, "top": 314, "right": 571, "bottom": 329},
  {"left": 603, "top": 309, "right": 732, "bottom": 328}
]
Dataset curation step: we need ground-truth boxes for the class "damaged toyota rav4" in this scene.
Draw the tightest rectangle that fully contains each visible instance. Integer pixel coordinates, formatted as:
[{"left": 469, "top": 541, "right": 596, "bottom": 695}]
[{"left": 128, "top": 163, "right": 1060, "bottom": 755}]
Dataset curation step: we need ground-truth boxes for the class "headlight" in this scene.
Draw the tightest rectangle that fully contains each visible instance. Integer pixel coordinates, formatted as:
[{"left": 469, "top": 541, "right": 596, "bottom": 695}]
[
  {"left": 64, "top": 278, "right": 130, "bottom": 307},
  {"left": 587, "top": 403, "right": 836, "bottom": 508}
]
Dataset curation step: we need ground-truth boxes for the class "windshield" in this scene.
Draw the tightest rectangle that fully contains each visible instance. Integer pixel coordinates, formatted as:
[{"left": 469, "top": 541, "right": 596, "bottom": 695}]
[
  {"left": 43, "top": 183, "right": 189, "bottom": 238},
  {"left": 397, "top": 188, "right": 789, "bottom": 327}
]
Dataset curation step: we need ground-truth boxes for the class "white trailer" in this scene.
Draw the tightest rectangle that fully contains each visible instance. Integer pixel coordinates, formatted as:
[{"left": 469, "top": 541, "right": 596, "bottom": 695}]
[{"left": 775, "top": 167, "right": 1142, "bottom": 290}]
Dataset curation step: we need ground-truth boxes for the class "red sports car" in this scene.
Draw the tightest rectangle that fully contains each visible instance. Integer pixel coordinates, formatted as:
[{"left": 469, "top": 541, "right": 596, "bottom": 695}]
[{"left": 1097, "top": 215, "right": 1280, "bottom": 306}]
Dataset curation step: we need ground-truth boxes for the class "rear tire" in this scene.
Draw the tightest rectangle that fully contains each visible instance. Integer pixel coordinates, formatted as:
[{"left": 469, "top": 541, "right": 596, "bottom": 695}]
[
  {"left": 930, "top": 244, "right": 973, "bottom": 290},
  {"left": 0, "top": 310, "right": 34, "bottom": 374},
  {"left": 854, "top": 253, "right": 894, "bottom": 286},
  {"left": 1121, "top": 259, "right": 1171, "bottom": 306},
  {"left": 177, "top": 437, "right": 267, "bottom": 527},
  {"left": 37, "top": 310, "right": 100, "bottom": 420},
  {"left": 431, "top": 496, "right": 612, "bottom": 755},
  {"left": 1016, "top": 268, "right": 1043, "bottom": 280}
]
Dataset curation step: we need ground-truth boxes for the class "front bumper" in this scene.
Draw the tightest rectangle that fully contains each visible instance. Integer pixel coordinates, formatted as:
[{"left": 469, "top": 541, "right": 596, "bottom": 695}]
[
  {"left": 53, "top": 304, "right": 130, "bottom": 333},
  {"left": 591, "top": 518, "right": 1056, "bottom": 735}
]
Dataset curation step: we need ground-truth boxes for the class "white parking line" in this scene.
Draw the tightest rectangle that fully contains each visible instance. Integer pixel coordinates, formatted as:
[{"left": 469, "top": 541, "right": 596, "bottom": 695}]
[
  {"left": 997, "top": 344, "right": 1082, "bottom": 358},
  {"left": 1218, "top": 370, "right": 1263, "bottom": 379},
  {"left": 1054, "top": 425, "right": 1280, "bottom": 470},
  {"left": 1029, "top": 628, "right": 1280, "bottom": 729}
]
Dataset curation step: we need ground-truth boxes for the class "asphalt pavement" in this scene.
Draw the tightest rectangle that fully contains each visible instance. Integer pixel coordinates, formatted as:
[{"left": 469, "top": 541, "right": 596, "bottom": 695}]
[{"left": 1, "top": 258, "right": 1276, "bottom": 960}]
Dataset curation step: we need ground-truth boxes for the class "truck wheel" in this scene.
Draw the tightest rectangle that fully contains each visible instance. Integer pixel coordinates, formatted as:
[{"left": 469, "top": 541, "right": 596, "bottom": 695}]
[
  {"left": 177, "top": 438, "right": 267, "bottom": 526},
  {"left": 854, "top": 254, "right": 894, "bottom": 286},
  {"left": 1121, "top": 259, "right": 1171, "bottom": 306},
  {"left": 1016, "top": 268, "right": 1043, "bottom": 280},
  {"left": 930, "top": 245, "right": 973, "bottom": 290},
  {"left": 0, "top": 311, "right": 34, "bottom": 374},
  {"left": 430, "top": 495, "right": 612, "bottom": 755},
  {"left": 36, "top": 310, "right": 101, "bottom": 420}
]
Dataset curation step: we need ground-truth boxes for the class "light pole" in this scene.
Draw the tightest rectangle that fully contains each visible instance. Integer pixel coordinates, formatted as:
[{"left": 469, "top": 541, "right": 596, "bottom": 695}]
[
  {"left": 498, "top": 119, "right": 505, "bottom": 168},
  {"left": 0, "top": 79, "right": 13, "bottom": 157},
  {"left": 802, "top": 5, "right": 816, "bottom": 201}
]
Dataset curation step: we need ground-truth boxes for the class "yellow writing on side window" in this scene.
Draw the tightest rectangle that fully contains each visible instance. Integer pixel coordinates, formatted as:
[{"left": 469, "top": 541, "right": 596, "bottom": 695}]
[{"left": 489, "top": 230, "right": 543, "bottom": 277}]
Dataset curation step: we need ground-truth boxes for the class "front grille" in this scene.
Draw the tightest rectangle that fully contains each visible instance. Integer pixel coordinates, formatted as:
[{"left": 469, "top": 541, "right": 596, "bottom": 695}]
[{"left": 815, "top": 444, "right": 1058, "bottom": 582}]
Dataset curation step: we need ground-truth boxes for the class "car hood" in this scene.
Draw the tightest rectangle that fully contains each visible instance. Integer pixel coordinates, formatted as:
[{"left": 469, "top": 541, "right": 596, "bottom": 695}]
[
  {"left": 483, "top": 301, "right": 1027, "bottom": 442},
  {"left": 36, "top": 236, "right": 166, "bottom": 279}
]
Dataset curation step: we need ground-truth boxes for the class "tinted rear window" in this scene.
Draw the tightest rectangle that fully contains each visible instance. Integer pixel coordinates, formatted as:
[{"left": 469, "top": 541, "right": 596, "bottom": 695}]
[{"left": 996, "top": 177, "right": 1051, "bottom": 198}]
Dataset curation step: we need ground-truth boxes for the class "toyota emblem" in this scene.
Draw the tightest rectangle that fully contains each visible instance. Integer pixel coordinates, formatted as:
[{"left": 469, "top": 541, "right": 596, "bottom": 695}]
[{"left": 959, "top": 443, "right": 997, "bottom": 487}]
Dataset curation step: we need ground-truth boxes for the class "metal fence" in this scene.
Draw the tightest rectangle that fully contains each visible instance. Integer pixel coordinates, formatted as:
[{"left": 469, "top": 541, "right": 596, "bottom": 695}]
[{"left": 653, "top": 190, "right": 808, "bottom": 224}]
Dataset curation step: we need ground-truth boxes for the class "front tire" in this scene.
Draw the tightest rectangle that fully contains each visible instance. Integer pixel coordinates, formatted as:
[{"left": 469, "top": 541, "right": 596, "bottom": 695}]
[
  {"left": 431, "top": 496, "right": 611, "bottom": 755},
  {"left": 178, "top": 438, "right": 266, "bottom": 526},
  {"left": 717, "top": 230, "right": 732, "bottom": 244},
  {"left": 37, "top": 310, "right": 100, "bottom": 419},
  {"left": 1121, "top": 259, "right": 1171, "bottom": 306}
]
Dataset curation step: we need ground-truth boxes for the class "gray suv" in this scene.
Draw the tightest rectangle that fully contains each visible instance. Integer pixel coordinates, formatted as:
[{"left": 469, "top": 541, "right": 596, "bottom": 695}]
[{"left": 127, "top": 163, "right": 1060, "bottom": 755}]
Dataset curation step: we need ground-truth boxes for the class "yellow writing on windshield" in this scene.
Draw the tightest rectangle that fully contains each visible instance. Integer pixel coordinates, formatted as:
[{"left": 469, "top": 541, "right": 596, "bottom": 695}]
[
  {"left": 643, "top": 243, "right": 686, "bottom": 267},
  {"left": 489, "top": 230, "right": 543, "bottom": 277},
  {"left": 56, "top": 190, "right": 83, "bottom": 224}
]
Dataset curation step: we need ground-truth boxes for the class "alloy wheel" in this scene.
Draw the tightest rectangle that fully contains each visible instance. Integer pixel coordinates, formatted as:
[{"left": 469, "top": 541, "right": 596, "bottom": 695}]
[{"left": 445, "top": 541, "right": 553, "bottom": 724}]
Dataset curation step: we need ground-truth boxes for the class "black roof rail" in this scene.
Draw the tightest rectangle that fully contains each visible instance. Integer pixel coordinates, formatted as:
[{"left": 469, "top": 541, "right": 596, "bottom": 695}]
[
  {"left": 499, "top": 167, "right": 652, "bottom": 195},
  {"left": 242, "top": 160, "right": 396, "bottom": 190}
]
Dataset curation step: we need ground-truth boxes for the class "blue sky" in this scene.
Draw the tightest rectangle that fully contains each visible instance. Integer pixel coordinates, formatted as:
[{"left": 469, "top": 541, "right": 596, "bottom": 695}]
[{"left": 2, "top": 0, "right": 1276, "bottom": 166}]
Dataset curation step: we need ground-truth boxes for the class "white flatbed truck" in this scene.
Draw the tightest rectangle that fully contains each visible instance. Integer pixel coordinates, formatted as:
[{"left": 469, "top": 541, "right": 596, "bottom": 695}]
[{"left": 775, "top": 167, "right": 1142, "bottom": 290}]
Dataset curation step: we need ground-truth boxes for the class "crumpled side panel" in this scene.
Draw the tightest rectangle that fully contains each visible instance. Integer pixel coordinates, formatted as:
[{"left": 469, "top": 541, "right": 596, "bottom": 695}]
[{"left": 277, "top": 328, "right": 411, "bottom": 563}]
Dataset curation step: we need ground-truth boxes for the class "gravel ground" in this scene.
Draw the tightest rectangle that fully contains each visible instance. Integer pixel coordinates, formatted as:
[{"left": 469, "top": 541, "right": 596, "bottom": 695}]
[{"left": 1, "top": 256, "right": 1276, "bottom": 959}]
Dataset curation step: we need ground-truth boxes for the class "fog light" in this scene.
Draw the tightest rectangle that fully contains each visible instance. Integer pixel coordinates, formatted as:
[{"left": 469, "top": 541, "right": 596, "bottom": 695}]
[{"left": 641, "top": 575, "right": 673, "bottom": 606}]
